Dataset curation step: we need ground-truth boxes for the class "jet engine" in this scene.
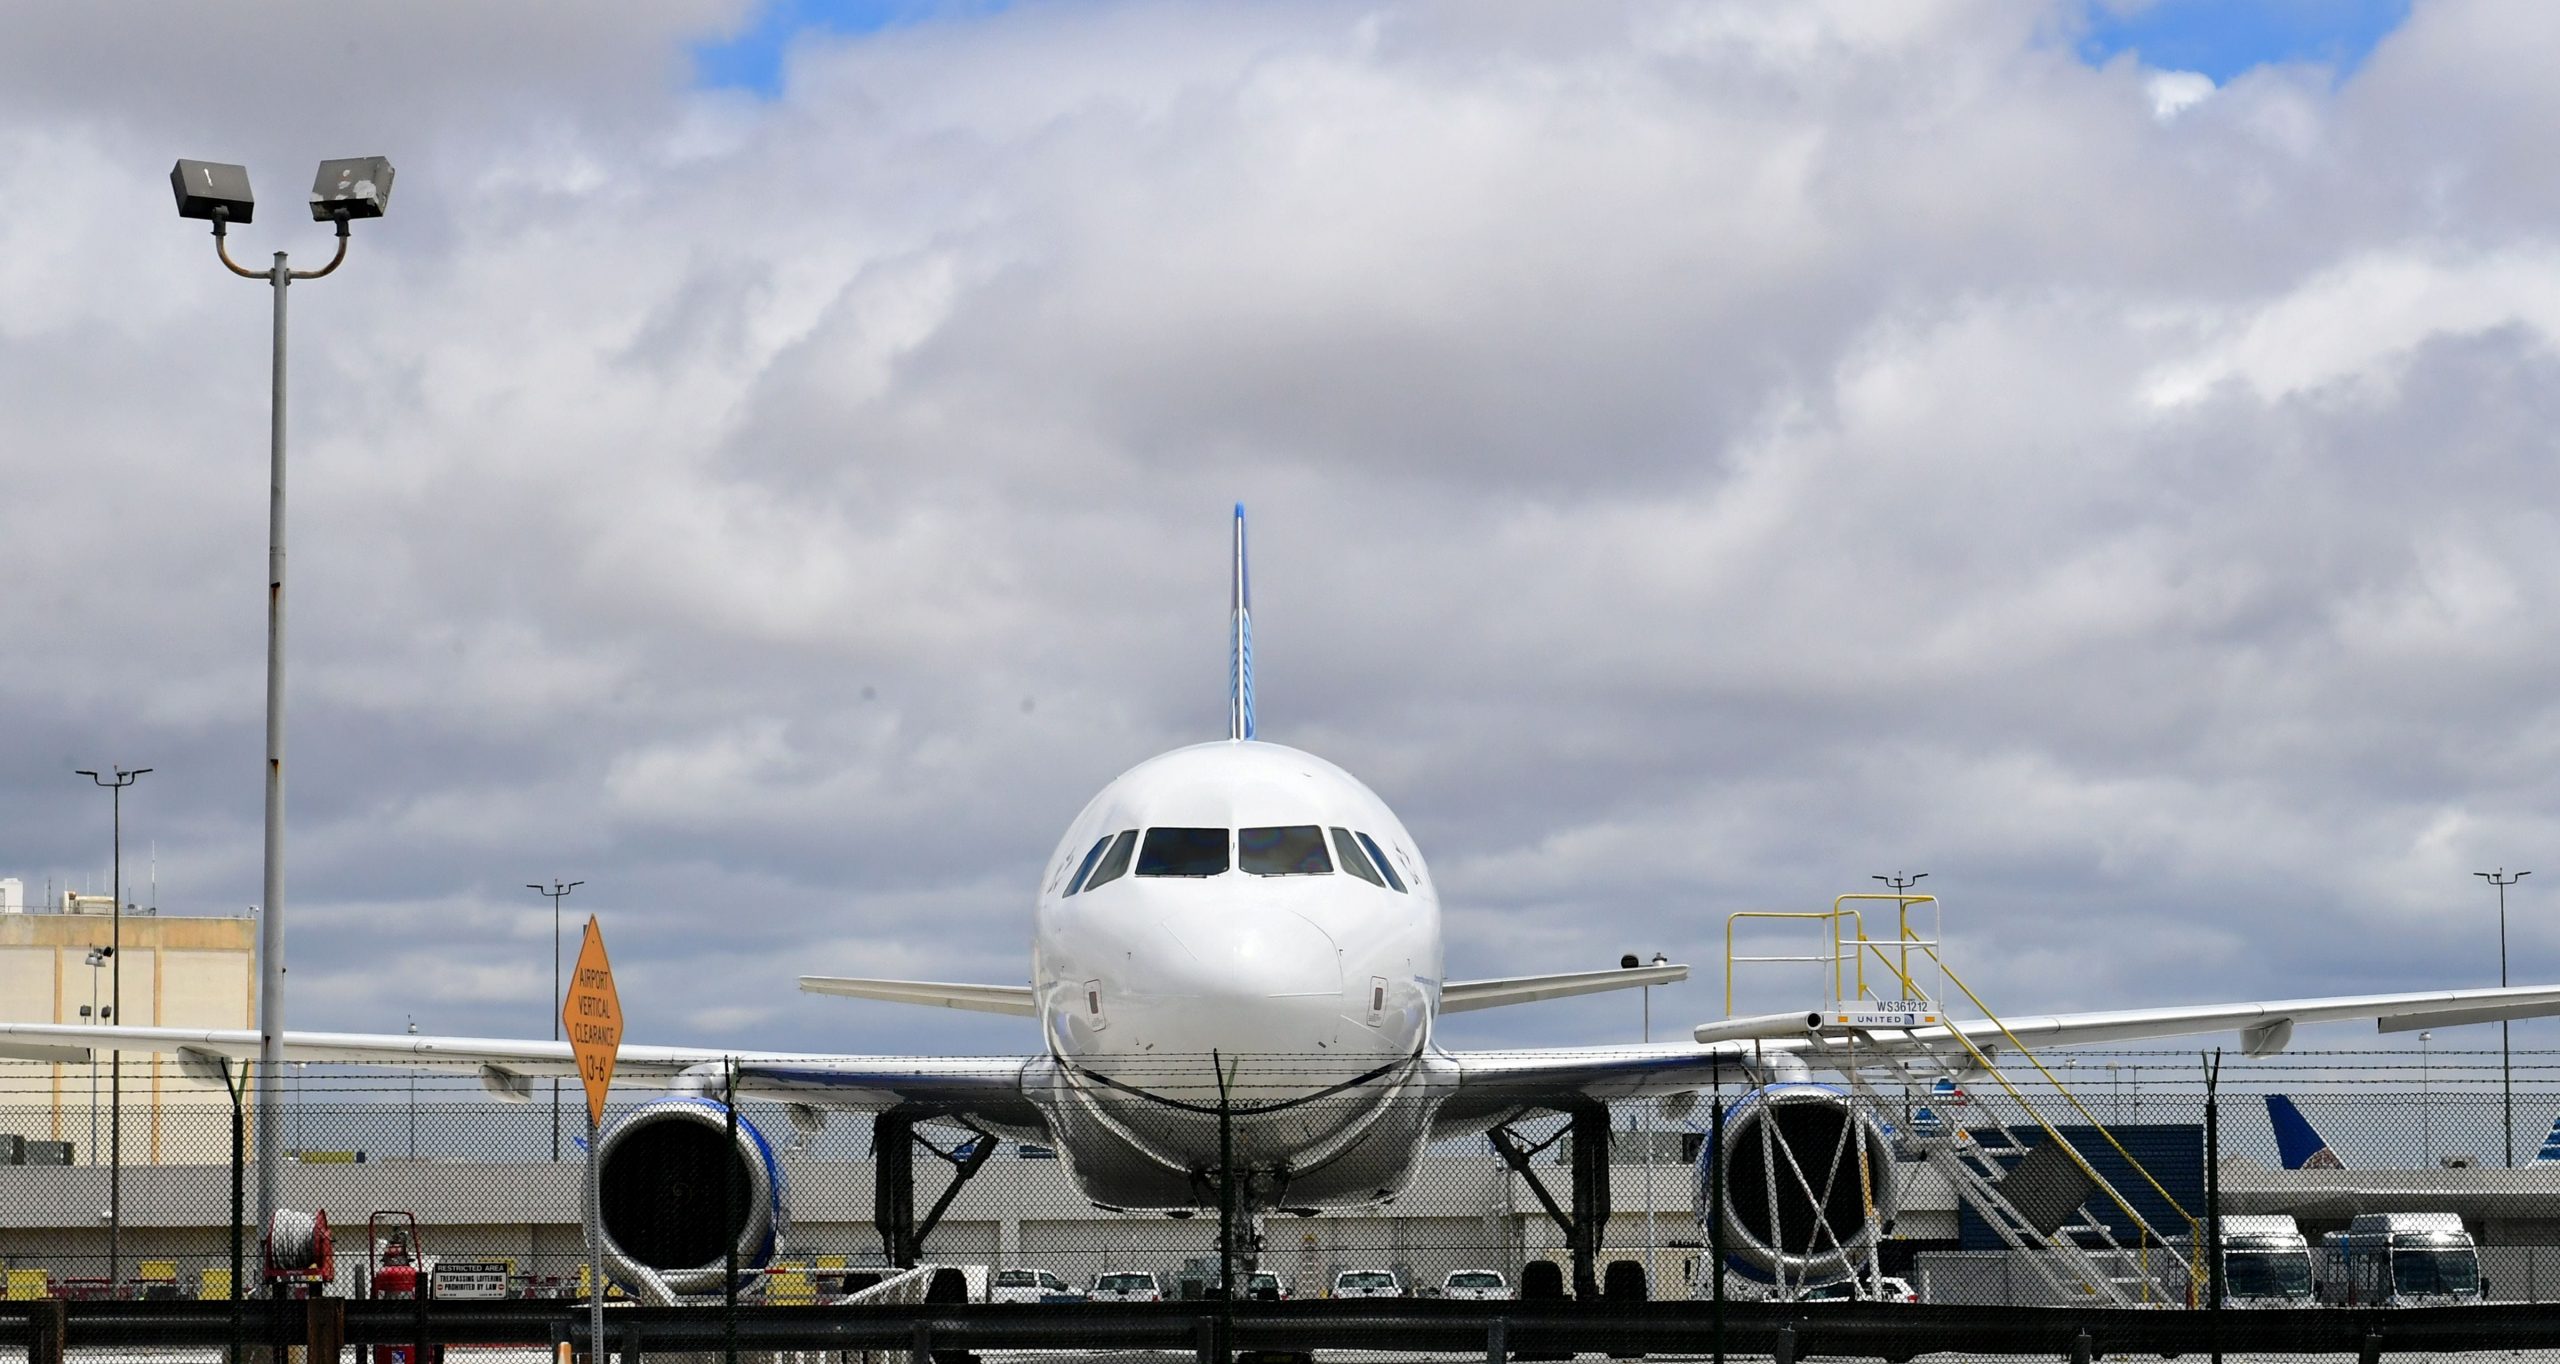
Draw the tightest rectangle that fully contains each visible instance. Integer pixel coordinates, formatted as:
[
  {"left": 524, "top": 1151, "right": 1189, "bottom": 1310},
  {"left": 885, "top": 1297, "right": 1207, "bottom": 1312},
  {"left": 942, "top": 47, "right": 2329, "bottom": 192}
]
[
  {"left": 594, "top": 1098, "right": 787, "bottom": 1303},
  {"left": 1696, "top": 1083, "right": 1899, "bottom": 1282}
]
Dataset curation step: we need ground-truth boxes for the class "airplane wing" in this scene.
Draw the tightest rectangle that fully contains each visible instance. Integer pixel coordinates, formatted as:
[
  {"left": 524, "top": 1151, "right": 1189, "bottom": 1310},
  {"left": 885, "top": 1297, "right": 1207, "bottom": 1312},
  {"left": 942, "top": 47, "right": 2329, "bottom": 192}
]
[
  {"left": 0, "top": 1022, "right": 1041, "bottom": 1127},
  {"left": 1431, "top": 981, "right": 2560, "bottom": 1135},
  {"left": 1435, "top": 1043, "right": 1745, "bottom": 1131},
  {"left": 797, "top": 976, "right": 1038, "bottom": 1016},
  {"left": 1441, "top": 963, "right": 1687, "bottom": 1013}
]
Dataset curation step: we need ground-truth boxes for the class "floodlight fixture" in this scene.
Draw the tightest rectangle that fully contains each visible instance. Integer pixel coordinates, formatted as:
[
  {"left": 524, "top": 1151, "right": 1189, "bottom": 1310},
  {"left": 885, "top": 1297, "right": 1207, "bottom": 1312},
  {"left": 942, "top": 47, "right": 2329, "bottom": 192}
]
[
  {"left": 310, "top": 157, "right": 394, "bottom": 220},
  {"left": 171, "top": 160, "right": 255, "bottom": 223}
]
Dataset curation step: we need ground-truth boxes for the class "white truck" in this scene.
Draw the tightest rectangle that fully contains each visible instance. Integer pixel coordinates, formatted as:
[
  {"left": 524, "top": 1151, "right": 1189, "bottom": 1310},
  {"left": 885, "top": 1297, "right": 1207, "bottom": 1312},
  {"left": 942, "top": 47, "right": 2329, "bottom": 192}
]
[{"left": 2316, "top": 1212, "right": 2483, "bottom": 1307}]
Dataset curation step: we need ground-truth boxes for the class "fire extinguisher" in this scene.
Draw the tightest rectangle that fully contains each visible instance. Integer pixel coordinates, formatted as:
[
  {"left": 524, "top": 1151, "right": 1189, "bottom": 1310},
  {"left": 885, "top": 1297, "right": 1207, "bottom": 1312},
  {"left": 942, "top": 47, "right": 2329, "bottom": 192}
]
[{"left": 368, "top": 1213, "right": 442, "bottom": 1364}]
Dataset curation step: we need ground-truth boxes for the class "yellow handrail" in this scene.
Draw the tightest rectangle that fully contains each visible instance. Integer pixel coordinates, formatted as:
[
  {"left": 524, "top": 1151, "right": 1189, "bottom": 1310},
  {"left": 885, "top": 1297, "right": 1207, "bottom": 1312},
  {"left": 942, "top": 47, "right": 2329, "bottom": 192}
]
[{"left": 1724, "top": 909, "right": 1863, "bottom": 1013}]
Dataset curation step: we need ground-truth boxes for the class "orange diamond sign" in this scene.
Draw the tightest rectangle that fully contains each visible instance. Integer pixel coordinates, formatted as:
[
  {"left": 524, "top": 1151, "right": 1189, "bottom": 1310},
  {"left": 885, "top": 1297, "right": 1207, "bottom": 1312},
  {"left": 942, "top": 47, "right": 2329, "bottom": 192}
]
[{"left": 561, "top": 916, "right": 623, "bottom": 1128}]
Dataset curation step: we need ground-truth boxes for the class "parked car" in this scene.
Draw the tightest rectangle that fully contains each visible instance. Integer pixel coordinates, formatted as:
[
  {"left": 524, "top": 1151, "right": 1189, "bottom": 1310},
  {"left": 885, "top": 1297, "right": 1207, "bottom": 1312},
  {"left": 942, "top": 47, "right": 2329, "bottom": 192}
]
[
  {"left": 1331, "top": 1270, "right": 1404, "bottom": 1299},
  {"left": 1089, "top": 1271, "right": 1164, "bottom": 1303},
  {"left": 1440, "top": 1270, "right": 1510, "bottom": 1301},
  {"left": 990, "top": 1268, "right": 1079, "bottom": 1303},
  {"left": 1797, "top": 1276, "right": 1918, "bottom": 1304},
  {"left": 1245, "top": 1271, "right": 1290, "bottom": 1300}
]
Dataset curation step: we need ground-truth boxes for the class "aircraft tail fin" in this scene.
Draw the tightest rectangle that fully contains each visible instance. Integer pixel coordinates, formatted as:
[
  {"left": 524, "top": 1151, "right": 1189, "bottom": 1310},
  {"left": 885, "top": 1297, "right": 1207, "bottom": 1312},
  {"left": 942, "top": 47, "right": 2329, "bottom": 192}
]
[
  {"left": 2266, "top": 1094, "right": 2344, "bottom": 1170},
  {"left": 1229, "top": 503, "right": 1255, "bottom": 741},
  {"left": 2535, "top": 1112, "right": 2560, "bottom": 1162}
]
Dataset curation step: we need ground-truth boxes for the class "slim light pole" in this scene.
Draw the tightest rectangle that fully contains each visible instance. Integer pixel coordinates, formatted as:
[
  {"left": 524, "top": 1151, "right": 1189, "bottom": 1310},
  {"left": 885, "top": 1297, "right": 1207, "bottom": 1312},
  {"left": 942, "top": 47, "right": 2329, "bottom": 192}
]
[
  {"left": 2420, "top": 1031, "right": 2435, "bottom": 1166},
  {"left": 174, "top": 155, "right": 393, "bottom": 1241},
  {"left": 406, "top": 1016, "right": 419, "bottom": 1160},
  {"left": 1630, "top": 950, "right": 1669, "bottom": 1294},
  {"left": 1874, "top": 874, "right": 1928, "bottom": 1137},
  {"left": 2477, "top": 869, "right": 2530, "bottom": 1167},
  {"left": 530, "top": 881, "right": 583, "bottom": 1160},
  {"left": 76, "top": 765, "right": 148, "bottom": 1293},
  {"left": 82, "top": 950, "right": 107, "bottom": 1166}
]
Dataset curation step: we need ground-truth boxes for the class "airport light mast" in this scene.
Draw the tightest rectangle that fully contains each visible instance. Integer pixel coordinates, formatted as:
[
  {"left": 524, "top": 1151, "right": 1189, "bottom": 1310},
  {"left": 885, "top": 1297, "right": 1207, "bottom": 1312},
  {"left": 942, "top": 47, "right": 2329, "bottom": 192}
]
[
  {"left": 172, "top": 155, "right": 394, "bottom": 1243},
  {"left": 2478, "top": 868, "right": 2530, "bottom": 1167}
]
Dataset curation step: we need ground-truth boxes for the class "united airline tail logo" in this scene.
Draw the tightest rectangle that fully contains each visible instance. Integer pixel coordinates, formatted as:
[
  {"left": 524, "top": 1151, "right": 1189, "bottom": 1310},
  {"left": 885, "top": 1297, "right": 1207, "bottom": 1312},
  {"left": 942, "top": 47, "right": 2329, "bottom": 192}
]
[{"left": 2267, "top": 1094, "right": 2345, "bottom": 1171}]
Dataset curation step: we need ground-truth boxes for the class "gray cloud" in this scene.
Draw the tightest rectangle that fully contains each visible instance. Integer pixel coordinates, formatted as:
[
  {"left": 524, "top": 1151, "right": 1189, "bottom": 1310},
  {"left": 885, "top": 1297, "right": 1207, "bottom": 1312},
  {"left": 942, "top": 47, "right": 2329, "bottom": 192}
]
[{"left": 7, "top": 0, "right": 2560, "bottom": 1063}]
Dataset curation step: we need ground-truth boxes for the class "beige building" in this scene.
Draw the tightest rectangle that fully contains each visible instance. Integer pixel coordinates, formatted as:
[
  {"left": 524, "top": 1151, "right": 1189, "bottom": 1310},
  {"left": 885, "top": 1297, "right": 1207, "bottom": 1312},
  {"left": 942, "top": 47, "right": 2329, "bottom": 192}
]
[{"left": 0, "top": 909, "right": 256, "bottom": 1164}]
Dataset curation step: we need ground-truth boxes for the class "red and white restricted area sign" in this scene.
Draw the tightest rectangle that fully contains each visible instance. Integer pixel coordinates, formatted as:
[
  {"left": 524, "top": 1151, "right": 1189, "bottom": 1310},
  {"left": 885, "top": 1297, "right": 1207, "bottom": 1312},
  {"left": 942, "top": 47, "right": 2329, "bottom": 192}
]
[{"left": 560, "top": 916, "right": 623, "bottom": 1127}]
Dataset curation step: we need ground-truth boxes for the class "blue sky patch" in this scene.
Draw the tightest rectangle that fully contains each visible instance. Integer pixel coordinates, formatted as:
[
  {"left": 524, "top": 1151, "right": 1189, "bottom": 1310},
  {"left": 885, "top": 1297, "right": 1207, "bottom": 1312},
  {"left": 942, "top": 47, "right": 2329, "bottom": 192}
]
[
  {"left": 692, "top": 0, "right": 1013, "bottom": 95},
  {"left": 2074, "top": 0, "right": 2411, "bottom": 82}
]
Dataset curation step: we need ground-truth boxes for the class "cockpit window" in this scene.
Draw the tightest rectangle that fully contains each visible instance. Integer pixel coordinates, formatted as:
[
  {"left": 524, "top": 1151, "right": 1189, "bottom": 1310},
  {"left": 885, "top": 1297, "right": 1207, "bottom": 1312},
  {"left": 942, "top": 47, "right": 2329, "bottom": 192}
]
[
  {"left": 1331, "top": 828, "right": 1385, "bottom": 887},
  {"left": 1241, "top": 825, "right": 1331, "bottom": 876},
  {"left": 1136, "top": 827, "right": 1229, "bottom": 877},
  {"left": 1062, "top": 834, "right": 1114, "bottom": 897},
  {"left": 1354, "top": 831, "right": 1407, "bottom": 893},
  {"left": 1081, "top": 830, "right": 1138, "bottom": 891}
]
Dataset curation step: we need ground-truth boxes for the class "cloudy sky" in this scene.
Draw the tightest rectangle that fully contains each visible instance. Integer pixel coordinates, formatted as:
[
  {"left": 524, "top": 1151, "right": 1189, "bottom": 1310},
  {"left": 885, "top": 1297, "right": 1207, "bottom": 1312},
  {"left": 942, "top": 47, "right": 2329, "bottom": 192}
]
[{"left": 8, "top": 0, "right": 2557, "bottom": 1065}]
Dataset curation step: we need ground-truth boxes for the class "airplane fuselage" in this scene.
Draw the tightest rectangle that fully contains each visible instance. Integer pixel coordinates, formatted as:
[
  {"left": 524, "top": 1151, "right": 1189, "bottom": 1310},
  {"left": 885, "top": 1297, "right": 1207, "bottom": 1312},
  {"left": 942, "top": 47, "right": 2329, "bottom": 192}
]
[{"left": 1025, "top": 739, "right": 1453, "bottom": 1207}]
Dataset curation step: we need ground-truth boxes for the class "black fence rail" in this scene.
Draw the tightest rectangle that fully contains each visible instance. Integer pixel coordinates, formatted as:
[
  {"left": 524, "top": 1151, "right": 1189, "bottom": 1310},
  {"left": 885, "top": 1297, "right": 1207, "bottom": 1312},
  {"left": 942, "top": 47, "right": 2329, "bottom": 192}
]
[{"left": 9, "top": 1297, "right": 2560, "bottom": 1359}]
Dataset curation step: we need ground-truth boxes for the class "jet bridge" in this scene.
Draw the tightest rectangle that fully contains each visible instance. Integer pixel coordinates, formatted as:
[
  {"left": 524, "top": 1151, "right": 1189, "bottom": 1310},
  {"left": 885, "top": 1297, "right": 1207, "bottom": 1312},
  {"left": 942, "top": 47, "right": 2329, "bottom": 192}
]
[{"left": 1713, "top": 893, "right": 2204, "bottom": 1306}]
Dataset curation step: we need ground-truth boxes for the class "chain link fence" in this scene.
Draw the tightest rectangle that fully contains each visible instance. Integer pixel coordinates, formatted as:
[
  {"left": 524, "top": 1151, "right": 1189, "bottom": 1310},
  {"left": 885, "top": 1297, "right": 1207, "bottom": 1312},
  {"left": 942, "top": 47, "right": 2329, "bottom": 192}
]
[{"left": 5, "top": 1051, "right": 2560, "bottom": 1357}]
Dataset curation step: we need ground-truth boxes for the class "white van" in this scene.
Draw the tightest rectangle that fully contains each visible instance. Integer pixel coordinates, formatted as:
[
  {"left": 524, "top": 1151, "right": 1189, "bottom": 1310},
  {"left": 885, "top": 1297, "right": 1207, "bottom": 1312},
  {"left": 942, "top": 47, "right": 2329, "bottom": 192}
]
[
  {"left": 2209, "top": 1215, "right": 2314, "bottom": 1308},
  {"left": 2317, "top": 1213, "right": 2483, "bottom": 1307}
]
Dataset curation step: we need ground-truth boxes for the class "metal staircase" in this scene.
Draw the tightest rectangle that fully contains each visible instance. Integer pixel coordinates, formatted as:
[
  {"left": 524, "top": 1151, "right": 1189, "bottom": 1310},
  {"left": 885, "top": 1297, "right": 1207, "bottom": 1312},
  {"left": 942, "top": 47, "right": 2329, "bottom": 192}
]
[{"left": 1725, "top": 893, "right": 2201, "bottom": 1306}]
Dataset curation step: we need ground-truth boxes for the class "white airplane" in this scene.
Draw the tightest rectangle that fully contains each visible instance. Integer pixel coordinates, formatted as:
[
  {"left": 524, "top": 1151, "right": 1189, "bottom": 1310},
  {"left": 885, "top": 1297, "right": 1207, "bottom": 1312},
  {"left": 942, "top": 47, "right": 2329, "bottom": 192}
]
[{"left": 9, "top": 505, "right": 2560, "bottom": 1300}]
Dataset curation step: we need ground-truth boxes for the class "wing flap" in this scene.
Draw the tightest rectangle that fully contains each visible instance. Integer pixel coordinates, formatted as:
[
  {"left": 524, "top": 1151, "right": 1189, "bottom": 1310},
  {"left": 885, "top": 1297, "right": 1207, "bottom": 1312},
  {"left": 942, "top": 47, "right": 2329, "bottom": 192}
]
[
  {"left": 797, "top": 977, "right": 1038, "bottom": 1016},
  {"left": 1441, "top": 964, "right": 1687, "bottom": 1014}
]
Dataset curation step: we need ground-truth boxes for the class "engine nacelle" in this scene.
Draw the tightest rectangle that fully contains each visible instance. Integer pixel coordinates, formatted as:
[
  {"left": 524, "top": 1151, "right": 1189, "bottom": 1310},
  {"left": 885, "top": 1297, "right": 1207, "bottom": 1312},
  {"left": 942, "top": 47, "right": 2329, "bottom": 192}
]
[
  {"left": 595, "top": 1098, "right": 787, "bottom": 1303},
  {"left": 1696, "top": 1083, "right": 1898, "bottom": 1282}
]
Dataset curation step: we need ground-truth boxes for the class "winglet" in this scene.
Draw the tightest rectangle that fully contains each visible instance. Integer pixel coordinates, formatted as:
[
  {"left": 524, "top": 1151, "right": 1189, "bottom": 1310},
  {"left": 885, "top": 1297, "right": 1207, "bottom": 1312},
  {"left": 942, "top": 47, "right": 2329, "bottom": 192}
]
[
  {"left": 2266, "top": 1094, "right": 2344, "bottom": 1170},
  {"left": 1229, "top": 503, "right": 1255, "bottom": 741}
]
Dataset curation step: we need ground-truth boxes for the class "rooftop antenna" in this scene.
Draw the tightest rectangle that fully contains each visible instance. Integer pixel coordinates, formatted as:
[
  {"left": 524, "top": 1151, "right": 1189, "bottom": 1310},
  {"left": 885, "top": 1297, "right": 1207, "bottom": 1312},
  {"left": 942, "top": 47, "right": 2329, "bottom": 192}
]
[{"left": 1229, "top": 503, "right": 1255, "bottom": 741}]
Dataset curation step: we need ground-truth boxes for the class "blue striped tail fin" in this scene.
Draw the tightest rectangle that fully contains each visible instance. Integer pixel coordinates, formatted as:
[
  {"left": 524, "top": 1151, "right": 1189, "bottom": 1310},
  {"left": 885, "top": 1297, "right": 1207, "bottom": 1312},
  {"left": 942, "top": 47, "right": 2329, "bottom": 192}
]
[
  {"left": 2534, "top": 1112, "right": 2560, "bottom": 1162},
  {"left": 1229, "top": 503, "right": 1255, "bottom": 741}
]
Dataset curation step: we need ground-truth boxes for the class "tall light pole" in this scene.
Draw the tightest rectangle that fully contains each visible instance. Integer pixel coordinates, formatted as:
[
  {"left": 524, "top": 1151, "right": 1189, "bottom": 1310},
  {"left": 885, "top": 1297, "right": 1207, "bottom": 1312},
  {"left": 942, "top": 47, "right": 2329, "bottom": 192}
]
[
  {"left": 2477, "top": 868, "right": 2531, "bottom": 1167},
  {"left": 76, "top": 765, "right": 148, "bottom": 1293},
  {"left": 530, "top": 881, "right": 583, "bottom": 1160},
  {"left": 173, "top": 155, "right": 394, "bottom": 1242}
]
